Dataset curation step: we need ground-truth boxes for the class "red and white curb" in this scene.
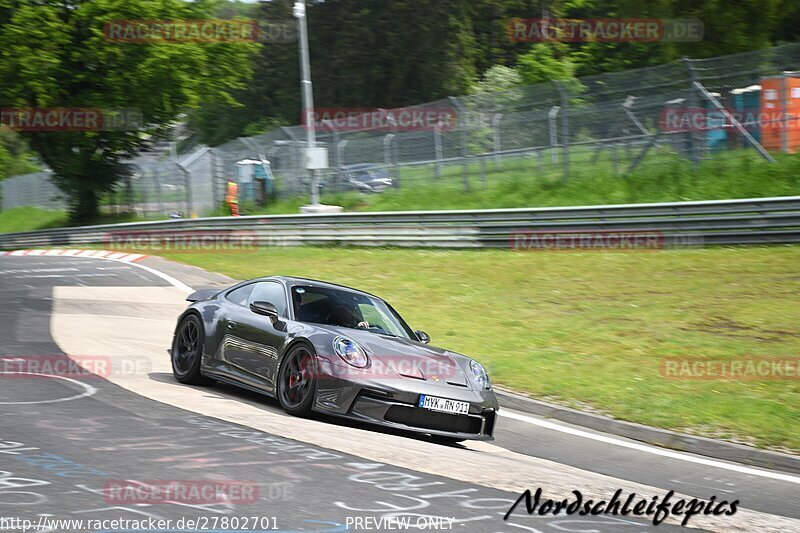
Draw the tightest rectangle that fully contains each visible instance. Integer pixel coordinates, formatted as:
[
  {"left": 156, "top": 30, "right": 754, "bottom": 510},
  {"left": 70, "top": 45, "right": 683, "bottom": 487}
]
[{"left": 0, "top": 249, "right": 147, "bottom": 262}]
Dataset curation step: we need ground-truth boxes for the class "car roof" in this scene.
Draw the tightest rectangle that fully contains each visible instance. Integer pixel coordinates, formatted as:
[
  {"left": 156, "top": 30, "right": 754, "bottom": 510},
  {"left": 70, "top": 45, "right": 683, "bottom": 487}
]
[{"left": 257, "top": 276, "right": 381, "bottom": 299}]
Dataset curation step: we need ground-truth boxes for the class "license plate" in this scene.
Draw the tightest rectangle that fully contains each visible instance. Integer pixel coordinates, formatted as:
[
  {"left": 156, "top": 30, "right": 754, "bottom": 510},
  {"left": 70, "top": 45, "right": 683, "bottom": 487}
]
[{"left": 418, "top": 395, "right": 470, "bottom": 415}]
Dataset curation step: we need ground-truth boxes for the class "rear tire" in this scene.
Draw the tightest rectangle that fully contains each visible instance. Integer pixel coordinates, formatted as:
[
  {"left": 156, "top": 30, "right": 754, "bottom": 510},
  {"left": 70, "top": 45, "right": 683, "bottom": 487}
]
[
  {"left": 277, "top": 344, "right": 317, "bottom": 417},
  {"left": 171, "top": 315, "right": 213, "bottom": 385}
]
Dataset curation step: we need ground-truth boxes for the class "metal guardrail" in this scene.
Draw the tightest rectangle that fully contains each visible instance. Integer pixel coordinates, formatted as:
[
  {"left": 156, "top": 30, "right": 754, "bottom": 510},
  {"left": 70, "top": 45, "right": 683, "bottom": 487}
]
[{"left": 1, "top": 196, "right": 800, "bottom": 250}]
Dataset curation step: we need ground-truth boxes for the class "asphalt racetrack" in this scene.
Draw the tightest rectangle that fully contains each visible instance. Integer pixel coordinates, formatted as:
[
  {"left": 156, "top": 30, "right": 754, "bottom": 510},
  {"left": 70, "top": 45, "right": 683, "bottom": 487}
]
[{"left": 0, "top": 254, "right": 798, "bottom": 532}]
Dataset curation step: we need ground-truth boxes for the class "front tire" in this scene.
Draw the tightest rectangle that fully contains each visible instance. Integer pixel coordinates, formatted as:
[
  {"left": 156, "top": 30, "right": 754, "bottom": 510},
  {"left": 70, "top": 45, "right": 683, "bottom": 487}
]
[
  {"left": 171, "top": 315, "right": 212, "bottom": 385},
  {"left": 277, "top": 344, "right": 317, "bottom": 417},
  {"left": 430, "top": 435, "right": 466, "bottom": 445}
]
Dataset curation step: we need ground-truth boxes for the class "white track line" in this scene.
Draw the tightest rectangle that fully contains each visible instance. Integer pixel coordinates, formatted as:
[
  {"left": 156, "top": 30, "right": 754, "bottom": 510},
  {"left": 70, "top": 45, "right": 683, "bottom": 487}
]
[
  {"left": 104, "top": 257, "right": 193, "bottom": 294},
  {"left": 501, "top": 409, "right": 800, "bottom": 484},
  {"left": 1, "top": 249, "right": 192, "bottom": 294}
]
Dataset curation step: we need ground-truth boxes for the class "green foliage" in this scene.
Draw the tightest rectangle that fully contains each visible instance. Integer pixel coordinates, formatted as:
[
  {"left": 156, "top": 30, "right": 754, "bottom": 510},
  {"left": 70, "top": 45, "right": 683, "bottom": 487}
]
[
  {"left": 0, "top": 127, "right": 39, "bottom": 180},
  {"left": 471, "top": 65, "right": 522, "bottom": 94},
  {"left": 0, "top": 0, "right": 258, "bottom": 221},
  {"left": 517, "top": 42, "right": 577, "bottom": 84}
]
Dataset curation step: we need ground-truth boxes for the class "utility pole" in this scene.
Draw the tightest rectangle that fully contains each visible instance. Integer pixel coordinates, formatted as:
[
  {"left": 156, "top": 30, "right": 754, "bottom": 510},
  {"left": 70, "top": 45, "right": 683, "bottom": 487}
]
[
  {"left": 293, "top": 0, "right": 338, "bottom": 213},
  {"left": 294, "top": 0, "right": 319, "bottom": 206}
]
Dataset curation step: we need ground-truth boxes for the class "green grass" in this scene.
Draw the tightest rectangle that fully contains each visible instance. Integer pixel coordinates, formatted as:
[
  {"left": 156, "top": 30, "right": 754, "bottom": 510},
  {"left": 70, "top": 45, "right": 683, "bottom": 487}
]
[
  {"left": 0, "top": 207, "right": 143, "bottom": 235},
  {"left": 154, "top": 245, "right": 800, "bottom": 452},
  {"left": 0, "top": 207, "right": 68, "bottom": 233},
  {"left": 241, "top": 148, "right": 800, "bottom": 215}
]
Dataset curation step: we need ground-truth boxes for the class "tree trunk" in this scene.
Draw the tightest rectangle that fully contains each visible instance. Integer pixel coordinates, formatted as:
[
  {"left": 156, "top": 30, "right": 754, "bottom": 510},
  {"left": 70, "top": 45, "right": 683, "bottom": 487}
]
[{"left": 70, "top": 189, "right": 99, "bottom": 223}]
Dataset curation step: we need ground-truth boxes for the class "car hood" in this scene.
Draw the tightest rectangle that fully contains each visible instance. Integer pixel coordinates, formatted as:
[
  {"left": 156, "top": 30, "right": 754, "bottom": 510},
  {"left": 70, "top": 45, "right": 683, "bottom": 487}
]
[{"left": 318, "top": 326, "right": 472, "bottom": 387}]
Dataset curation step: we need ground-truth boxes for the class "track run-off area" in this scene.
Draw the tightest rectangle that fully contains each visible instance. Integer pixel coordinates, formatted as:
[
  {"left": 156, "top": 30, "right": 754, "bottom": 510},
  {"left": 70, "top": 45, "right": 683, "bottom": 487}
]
[{"left": 0, "top": 252, "right": 798, "bottom": 532}]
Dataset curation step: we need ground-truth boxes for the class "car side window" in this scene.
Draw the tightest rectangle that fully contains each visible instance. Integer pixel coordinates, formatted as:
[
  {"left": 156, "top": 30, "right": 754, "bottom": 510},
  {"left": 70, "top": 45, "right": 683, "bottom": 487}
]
[
  {"left": 225, "top": 284, "right": 255, "bottom": 306},
  {"left": 248, "top": 282, "right": 288, "bottom": 317}
]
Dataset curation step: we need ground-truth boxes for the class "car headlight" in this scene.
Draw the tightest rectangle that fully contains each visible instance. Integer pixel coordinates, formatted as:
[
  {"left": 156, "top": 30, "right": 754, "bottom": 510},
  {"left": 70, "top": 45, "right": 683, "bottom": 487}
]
[
  {"left": 333, "top": 337, "right": 369, "bottom": 368},
  {"left": 469, "top": 360, "right": 491, "bottom": 390}
]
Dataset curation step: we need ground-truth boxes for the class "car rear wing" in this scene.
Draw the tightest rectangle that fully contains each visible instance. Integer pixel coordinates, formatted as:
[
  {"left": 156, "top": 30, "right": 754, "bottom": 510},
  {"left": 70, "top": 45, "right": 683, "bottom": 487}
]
[{"left": 186, "top": 288, "right": 220, "bottom": 303}]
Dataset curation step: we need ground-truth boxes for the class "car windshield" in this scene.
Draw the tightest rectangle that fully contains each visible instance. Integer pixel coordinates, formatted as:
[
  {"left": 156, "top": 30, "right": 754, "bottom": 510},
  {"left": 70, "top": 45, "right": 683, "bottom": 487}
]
[{"left": 291, "top": 285, "right": 413, "bottom": 338}]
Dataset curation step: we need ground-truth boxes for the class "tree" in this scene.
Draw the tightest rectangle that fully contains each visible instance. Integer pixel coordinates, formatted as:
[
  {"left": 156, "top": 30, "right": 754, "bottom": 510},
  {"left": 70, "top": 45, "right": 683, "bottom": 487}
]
[
  {"left": 517, "top": 42, "right": 577, "bottom": 84},
  {"left": 189, "top": 0, "right": 300, "bottom": 146},
  {"left": 472, "top": 65, "right": 523, "bottom": 94},
  {"left": 0, "top": 127, "right": 39, "bottom": 180},
  {"left": 0, "top": 0, "right": 257, "bottom": 221}
]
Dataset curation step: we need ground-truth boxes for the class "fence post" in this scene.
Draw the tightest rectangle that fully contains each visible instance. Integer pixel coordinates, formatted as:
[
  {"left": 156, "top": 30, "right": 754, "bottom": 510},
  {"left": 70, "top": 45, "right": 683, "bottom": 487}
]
[
  {"left": 336, "top": 138, "right": 347, "bottom": 192},
  {"left": 177, "top": 162, "right": 192, "bottom": 217},
  {"left": 393, "top": 131, "right": 401, "bottom": 188},
  {"left": 383, "top": 133, "right": 400, "bottom": 189},
  {"left": 556, "top": 81, "right": 570, "bottom": 182},
  {"left": 154, "top": 169, "right": 164, "bottom": 218},
  {"left": 492, "top": 113, "right": 503, "bottom": 170},
  {"left": 448, "top": 96, "right": 470, "bottom": 192},
  {"left": 781, "top": 74, "right": 789, "bottom": 154},
  {"left": 611, "top": 144, "right": 618, "bottom": 174},
  {"left": 682, "top": 57, "right": 702, "bottom": 166},
  {"left": 383, "top": 133, "right": 394, "bottom": 166},
  {"left": 433, "top": 124, "right": 443, "bottom": 179},
  {"left": 548, "top": 106, "right": 560, "bottom": 164}
]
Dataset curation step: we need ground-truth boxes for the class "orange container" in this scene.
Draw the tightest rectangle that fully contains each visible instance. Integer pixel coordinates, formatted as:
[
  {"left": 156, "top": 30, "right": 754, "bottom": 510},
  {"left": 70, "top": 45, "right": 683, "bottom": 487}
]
[{"left": 760, "top": 74, "right": 800, "bottom": 153}]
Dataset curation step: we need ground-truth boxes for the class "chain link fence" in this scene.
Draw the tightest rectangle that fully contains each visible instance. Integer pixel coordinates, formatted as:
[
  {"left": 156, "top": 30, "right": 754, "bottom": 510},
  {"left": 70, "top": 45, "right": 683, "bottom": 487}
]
[{"left": 3, "top": 43, "right": 800, "bottom": 218}]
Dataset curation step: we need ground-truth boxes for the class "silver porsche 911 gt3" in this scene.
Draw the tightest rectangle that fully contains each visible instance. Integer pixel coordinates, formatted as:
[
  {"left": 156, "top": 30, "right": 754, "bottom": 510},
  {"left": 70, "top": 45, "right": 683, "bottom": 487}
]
[{"left": 170, "top": 276, "right": 498, "bottom": 442}]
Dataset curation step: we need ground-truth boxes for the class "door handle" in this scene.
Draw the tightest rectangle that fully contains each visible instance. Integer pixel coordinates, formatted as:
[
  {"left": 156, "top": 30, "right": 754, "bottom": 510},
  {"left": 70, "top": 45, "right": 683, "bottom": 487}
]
[{"left": 227, "top": 321, "right": 238, "bottom": 330}]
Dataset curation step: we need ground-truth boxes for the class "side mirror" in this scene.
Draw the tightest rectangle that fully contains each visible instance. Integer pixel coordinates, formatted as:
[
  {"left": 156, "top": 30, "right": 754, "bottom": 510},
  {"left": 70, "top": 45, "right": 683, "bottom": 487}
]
[
  {"left": 250, "top": 301, "right": 279, "bottom": 322},
  {"left": 415, "top": 330, "right": 430, "bottom": 344}
]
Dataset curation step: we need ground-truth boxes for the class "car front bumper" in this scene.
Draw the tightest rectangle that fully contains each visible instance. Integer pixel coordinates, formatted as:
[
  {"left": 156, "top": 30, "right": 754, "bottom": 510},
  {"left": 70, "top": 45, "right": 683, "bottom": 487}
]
[{"left": 312, "top": 359, "right": 499, "bottom": 440}]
